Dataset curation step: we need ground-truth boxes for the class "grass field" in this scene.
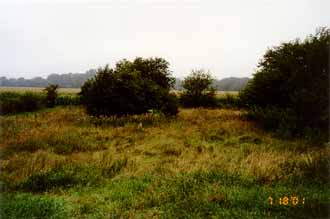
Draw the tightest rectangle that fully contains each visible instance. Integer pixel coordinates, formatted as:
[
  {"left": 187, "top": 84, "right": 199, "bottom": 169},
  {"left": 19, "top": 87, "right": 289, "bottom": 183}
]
[
  {"left": 0, "top": 86, "right": 80, "bottom": 94},
  {"left": 0, "top": 105, "right": 329, "bottom": 218},
  {"left": 0, "top": 87, "right": 237, "bottom": 96}
]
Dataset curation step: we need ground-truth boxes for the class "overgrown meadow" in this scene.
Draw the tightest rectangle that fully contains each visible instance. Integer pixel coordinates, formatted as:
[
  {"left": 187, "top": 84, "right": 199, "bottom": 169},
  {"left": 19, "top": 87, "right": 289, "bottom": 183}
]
[{"left": 0, "top": 92, "right": 329, "bottom": 218}]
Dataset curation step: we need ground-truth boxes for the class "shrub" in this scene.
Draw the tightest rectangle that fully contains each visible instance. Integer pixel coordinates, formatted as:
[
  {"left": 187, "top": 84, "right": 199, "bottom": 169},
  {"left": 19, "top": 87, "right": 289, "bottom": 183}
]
[
  {"left": 0, "top": 92, "right": 45, "bottom": 115},
  {"left": 0, "top": 90, "right": 80, "bottom": 115},
  {"left": 243, "top": 106, "right": 298, "bottom": 137},
  {"left": 240, "top": 27, "right": 330, "bottom": 137},
  {"left": 180, "top": 69, "right": 217, "bottom": 107},
  {"left": 80, "top": 57, "right": 178, "bottom": 116},
  {"left": 44, "top": 84, "right": 58, "bottom": 107},
  {"left": 160, "top": 93, "right": 179, "bottom": 116}
]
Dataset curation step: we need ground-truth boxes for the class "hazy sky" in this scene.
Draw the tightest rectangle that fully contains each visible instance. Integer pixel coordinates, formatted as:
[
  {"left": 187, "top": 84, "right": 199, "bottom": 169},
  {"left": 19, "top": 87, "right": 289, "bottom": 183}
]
[{"left": 1, "top": 0, "right": 329, "bottom": 79}]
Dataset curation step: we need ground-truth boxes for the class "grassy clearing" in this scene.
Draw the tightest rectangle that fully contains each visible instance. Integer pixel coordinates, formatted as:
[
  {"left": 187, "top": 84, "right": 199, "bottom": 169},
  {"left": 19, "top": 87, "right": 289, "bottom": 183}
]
[{"left": 0, "top": 106, "right": 329, "bottom": 218}]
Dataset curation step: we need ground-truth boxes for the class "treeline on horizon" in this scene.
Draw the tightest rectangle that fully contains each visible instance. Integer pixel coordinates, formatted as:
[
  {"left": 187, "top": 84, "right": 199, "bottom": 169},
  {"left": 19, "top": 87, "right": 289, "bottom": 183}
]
[{"left": 0, "top": 70, "right": 250, "bottom": 91}]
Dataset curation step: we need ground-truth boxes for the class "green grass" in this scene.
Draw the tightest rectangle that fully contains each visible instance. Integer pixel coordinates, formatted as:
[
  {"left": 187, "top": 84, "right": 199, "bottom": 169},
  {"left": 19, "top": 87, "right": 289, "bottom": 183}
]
[
  {"left": 0, "top": 193, "right": 68, "bottom": 219},
  {"left": 0, "top": 106, "right": 329, "bottom": 218}
]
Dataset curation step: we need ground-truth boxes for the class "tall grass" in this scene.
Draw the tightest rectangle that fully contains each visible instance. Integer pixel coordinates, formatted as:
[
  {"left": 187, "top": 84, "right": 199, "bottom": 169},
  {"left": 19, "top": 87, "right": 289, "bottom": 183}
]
[{"left": 0, "top": 106, "right": 329, "bottom": 218}]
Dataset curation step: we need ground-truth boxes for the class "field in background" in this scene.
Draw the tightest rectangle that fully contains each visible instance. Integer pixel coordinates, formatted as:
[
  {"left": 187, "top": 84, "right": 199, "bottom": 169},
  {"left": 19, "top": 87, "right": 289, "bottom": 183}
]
[
  {"left": 0, "top": 87, "right": 239, "bottom": 96},
  {"left": 215, "top": 91, "right": 238, "bottom": 97},
  {"left": 0, "top": 106, "right": 329, "bottom": 218},
  {"left": 0, "top": 86, "right": 80, "bottom": 94}
]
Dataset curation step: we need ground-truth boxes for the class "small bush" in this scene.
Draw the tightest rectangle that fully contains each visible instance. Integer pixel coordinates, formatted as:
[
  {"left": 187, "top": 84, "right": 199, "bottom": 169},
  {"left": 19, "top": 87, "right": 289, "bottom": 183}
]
[
  {"left": 44, "top": 84, "right": 58, "bottom": 107},
  {"left": 0, "top": 92, "right": 45, "bottom": 115},
  {"left": 0, "top": 90, "right": 80, "bottom": 115},
  {"left": 20, "top": 92, "right": 44, "bottom": 111},
  {"left": 180, "top": 69, "right": 217, "bottom": 107}
]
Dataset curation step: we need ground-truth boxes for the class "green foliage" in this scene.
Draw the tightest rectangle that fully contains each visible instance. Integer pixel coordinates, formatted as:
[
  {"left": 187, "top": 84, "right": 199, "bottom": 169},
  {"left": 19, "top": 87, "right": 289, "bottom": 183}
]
[
  {"left": 80, "top": 57, "right": 178, "bottom": 116},
  {"left": 0, "top": 89, "right": 79, "bottom": 115},
  {"left": 160, "top": 92, "right": 179, "bottom": 116},
  {"left": 55, "top": 94, "right": 81, "bottom": 105},
  {"left": 0, "top": 92, "right": 45, "bottom": 115},
  {"left": 217, "top": 94, "right": 242, "bottom": 108},
  {"left": 240, "top": 27, "right": 330, "bottom": 137},
  {"left": 180, "top": 69, "right": 217, "bottom": 107},
  {"left": 0, "top": 193, "right": 67, "bottom": 219},
  {"left": 243, "top": 106, "right": 298, "bottom": 136},
  {"left": 44, "top": 84, "right": 59, "bottom": 107}
]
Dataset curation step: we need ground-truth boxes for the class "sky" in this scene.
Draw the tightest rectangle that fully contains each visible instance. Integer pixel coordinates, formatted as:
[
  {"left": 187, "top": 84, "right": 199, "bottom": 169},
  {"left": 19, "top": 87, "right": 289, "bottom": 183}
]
[{"left": 0, "top": 0, "right": 329, "bottom": 79}]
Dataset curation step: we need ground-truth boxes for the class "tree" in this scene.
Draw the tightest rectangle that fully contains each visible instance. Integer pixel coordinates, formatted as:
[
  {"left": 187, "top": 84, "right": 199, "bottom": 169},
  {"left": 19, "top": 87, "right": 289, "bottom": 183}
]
[
  {"left": 180, "top": 69, "right": 216, "bottom": 107},
  {"left": 79, "top": 57, "right": 178, "bottom": 116},
  {"left": 44, "top": 84, "right": 59, "bottom": 107},
  {"left": 240, "top": 27, "right": 330, "bottom": 136}
]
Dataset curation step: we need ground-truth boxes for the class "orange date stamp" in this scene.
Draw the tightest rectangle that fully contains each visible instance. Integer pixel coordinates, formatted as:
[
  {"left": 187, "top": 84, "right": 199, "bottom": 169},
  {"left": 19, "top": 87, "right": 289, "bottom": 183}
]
[{"left": 267, "top": 196, "right": 305, "bottom": 206}]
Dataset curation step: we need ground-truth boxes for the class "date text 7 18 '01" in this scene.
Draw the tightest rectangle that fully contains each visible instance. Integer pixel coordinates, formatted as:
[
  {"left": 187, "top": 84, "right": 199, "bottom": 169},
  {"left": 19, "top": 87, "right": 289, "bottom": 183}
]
[{"left": 267, "top": 196, "right": 305, "bottom": 206}]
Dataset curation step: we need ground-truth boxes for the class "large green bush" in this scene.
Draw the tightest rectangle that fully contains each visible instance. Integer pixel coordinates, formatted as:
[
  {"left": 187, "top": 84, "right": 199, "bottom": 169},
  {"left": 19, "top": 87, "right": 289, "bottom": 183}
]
[
  {"left": 240, "top": 27, "right": 329, "bottom": 137},
  {"left": 80, "top": 57, "right": 178, "bottom": 116},
  {"left": 180, "top": 69, "right": 217, "bottom": 107}
]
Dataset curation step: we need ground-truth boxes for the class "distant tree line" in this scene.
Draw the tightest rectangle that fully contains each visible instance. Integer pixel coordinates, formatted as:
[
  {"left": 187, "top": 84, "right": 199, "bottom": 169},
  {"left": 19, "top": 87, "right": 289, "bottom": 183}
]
[
  {"left": 0, "top": 69, "right": 97, "bottom": 88},
  {"left": 213, "top": 77, "right": 250, "bottom": 91},
  {"left": 164, "top": 77, "right": 250, "bottom": 91},
  {"left": 0, "top": 70, "right": 249, "bottom": 91}
]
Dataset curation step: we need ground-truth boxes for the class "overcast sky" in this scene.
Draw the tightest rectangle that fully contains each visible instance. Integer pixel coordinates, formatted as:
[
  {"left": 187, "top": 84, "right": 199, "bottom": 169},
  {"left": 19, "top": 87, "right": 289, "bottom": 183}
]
[{"left": 0, "top": 0, "right": 329, "bottom": 79}]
